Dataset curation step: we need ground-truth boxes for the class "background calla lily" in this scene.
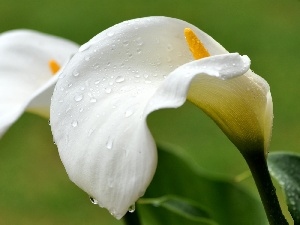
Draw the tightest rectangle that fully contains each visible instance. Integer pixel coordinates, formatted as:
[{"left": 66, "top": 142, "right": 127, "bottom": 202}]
[
  {"left": 0, "top": 29, "right": 79, "bottom": 138},
  {"left": 50, "top": 16, "right": 272, "bottom": 219}
]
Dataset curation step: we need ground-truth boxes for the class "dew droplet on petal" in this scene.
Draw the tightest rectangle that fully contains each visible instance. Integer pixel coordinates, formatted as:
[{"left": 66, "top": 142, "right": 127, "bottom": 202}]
[
  {"left": 110, "top": 208, "right": 116, "bottom": 217},
  {"left": 71, "top": 120, "right": 78, "bottom": 127},
  {"left": 106, "top": 137, "right": 114, "bottom": 149},
  {"left": 127, "top": 52, "right": 133, "bottom": 58},
  {"left": 128, "top": 204, "right": 135, "bottom": 213},
  {"left": 89, "top": 196, "right": 98, "bottom": 204},
  {"left": 74, "top": 94, "right": 83, "bottom": 102},
  {"left": 167, "top": 44, "right": 173, "bottom": 51},
  {"left": 135, "top": 37, "right": 143, "bottom": 46},
  {"left": 125, "top": 109, "right": 133, "bottom": 118},
  {"left": 93, "top": 63, "right": 100, "bottom": 69},
  {"left": 105, "top": 87, "right": 112, "bottom": 94},
  {"left": 115, "top": 76, "right": 125, "bottom": 83},
  {"left": 107, "top": 31, "right": 114, "bottom": 37},
  {"left": 123, "top": 40, "right": 129, "bottom": 46},
  {"left": 88, "top": 129, "right": 94, "bottom": 136},
  {"left": 90, "top": 97, "right": 97, "bottom": 103},
  {"left": 73, "top": 70, "right": 80, "bottom": 77}
]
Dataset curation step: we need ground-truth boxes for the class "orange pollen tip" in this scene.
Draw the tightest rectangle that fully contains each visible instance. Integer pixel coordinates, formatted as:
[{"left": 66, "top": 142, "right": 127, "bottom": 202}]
[
  {"left": 49, "top": 60, "right": 61, "bottom": 75},
  {"left": 184, "top": 28, "right": 210, "bottom": 60}
]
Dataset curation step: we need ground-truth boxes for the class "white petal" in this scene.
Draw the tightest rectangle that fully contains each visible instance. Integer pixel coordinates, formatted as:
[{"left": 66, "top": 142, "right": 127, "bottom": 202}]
[
  {"left": 0, "top": 29, "right": 78, "bottom": 137},
  {"left": 50, "top": 16, "right": 250, "bottom": 218}
]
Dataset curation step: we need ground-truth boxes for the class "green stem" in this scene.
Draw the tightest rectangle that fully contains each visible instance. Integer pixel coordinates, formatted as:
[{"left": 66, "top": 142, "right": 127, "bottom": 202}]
[
  {"left": 243, "top": 151, "right": 288, "bottom": 225},
  {"left": 123, "top": 210, "right": 142, "bottom": 225}
]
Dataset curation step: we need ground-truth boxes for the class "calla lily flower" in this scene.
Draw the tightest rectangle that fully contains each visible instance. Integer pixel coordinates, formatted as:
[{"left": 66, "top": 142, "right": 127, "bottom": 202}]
[
  {"left": 0, "top": 29, "right": 79, "bottom": 138},
  {"left": 50, "top": 16, "right": 272, "bottom": 219}
]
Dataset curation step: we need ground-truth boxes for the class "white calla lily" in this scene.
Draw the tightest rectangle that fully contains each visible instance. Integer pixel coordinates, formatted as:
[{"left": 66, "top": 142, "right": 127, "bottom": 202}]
[
  {"left": 0, "top": 29, "right": 79, "bottom": 137},
  {"left": 50, "top": 16, "right": 272, "bottom": 219}
]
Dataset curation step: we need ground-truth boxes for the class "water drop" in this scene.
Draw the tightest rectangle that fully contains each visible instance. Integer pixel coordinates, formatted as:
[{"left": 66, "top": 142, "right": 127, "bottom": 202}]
[
  {"left": 123, "top": 40, "right": 129, "bottom": 46},
  {"left": 110, "top": 208, "right": 116, "bottom": 217},
  {"left": 73, "top": 70, "right": 79, "bottom": 77},
  {"left": 71, "top": 120, "right": 78, "bottom": 127},
  {"left": 128, "top": 204, "right": 135, "bottom": 213},
  {"left": 74, "top": 94, "right": 83, "bottom": 102},
  {"left": 89, "top": 196, "right": 98, "bottom": 204},
  {"left": 48, "top": 120, "right": 51, "bottom": 125},
  {"left": 125, "top": 110, "right": 133, "bottom": 118},
  {"left": 135, "top": 37, "right": 143, "bottom": 46},
  {"left": 88, "top": 129, "right": 94, "bottom": 136},
  {"left": 115, "top": 76, "right": 125, "bottom": 83},
  {"left": 90, "top": 97, "right": 97, "bottom": 103},
  {"left": 167, "top": 44, "right": 173, "bottom": 51},
  {"left": 66, "top": 107, "right": 72, "bottom": 113},
  {"left": 105, "top": 87, "right": 112, "bottom": 94},
  {"left": 106, "top": 137, "right": 114, "bottom": 149},
  {"left": 93, "top": 63, "right": 100, "bottom": 69},
  {"left": 107, "top": 31, "right": 114, "bottom": 37}
]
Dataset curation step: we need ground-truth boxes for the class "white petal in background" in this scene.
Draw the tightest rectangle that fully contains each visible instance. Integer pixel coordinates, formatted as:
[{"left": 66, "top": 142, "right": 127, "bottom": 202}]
[
  {"left": 0, "top": 29, "right": 79, "bottom": 137},
  {"left": 51, "top": 16, "right": 254, "bottom": 219}
]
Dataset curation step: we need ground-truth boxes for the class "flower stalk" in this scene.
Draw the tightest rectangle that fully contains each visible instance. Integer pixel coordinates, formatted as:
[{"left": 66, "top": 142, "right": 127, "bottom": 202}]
[{"left": 242, "top": 150, "right": 288, "bottom": 225}]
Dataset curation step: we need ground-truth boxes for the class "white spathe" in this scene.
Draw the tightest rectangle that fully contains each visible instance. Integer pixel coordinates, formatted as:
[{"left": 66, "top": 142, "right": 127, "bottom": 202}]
[
  {"left": 50, "top": 16, "right": 272, "bottom": 219},
  {"left": 0, "top": 29, "right": 79, "bottom": 137}
]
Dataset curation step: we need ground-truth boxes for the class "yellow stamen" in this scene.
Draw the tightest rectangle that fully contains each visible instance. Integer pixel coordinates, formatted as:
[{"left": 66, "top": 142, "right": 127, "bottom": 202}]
[
  {"left": 184, "top": 28, "right": 210, "bottom": 59},
  {"left": 49, "top": 60, "right": 61, "bottom": 75}
]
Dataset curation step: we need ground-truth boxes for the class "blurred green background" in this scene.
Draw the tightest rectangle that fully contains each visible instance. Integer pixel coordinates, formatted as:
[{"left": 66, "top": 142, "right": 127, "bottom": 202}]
[{"left": 0, "top": 0, "right": 299, "bottom": 224}]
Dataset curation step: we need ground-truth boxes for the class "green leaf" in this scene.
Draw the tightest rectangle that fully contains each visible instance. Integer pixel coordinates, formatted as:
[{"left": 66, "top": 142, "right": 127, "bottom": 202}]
[
  {"left": 138, "top": 144, "right": 267, "bottom": 225},
  {"left": 268, "top": 152, "right": 300, "bottom": 224},
  {"left": 139, "top": 195, "right": 217, "bottom": 224}
]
